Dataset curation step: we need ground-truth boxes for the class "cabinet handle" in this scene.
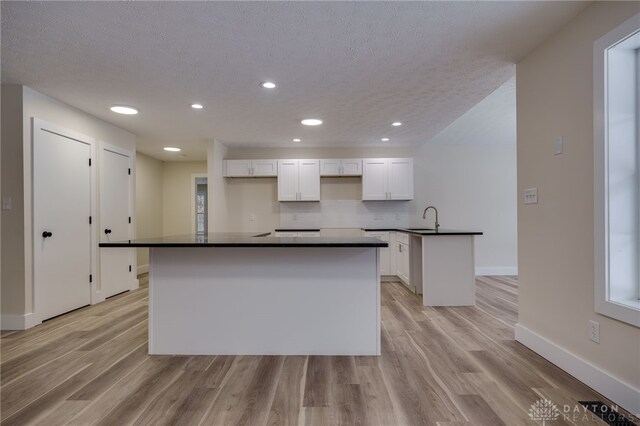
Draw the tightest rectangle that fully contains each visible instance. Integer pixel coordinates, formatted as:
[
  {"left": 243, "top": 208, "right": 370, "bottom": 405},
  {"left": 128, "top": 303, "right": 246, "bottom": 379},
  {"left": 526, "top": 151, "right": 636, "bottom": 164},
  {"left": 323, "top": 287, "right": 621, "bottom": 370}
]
[{"left": 399, "top": 244, "right": 402, "bottom": 252}]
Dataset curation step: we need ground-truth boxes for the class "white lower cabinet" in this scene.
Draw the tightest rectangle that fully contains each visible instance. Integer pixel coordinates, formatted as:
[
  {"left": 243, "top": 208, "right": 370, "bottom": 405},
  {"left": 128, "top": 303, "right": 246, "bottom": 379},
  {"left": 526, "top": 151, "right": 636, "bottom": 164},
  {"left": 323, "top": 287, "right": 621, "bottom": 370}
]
[
  {"left": 274, "top": 231, "right": 320, "bottom": 237},
  {"left": 363, "top": 231, "right": 390, "bottom": 275},
  {"left": 395, "top": 232, "right": 411, "bottom": 286}
]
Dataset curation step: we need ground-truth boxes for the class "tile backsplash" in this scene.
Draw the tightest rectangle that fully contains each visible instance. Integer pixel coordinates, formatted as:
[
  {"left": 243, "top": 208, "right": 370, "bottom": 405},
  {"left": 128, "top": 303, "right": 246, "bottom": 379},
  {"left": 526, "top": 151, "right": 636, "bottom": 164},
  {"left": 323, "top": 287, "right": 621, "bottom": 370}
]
[{"left": 280, "top": 200, "right": 410, "bottom": 229}]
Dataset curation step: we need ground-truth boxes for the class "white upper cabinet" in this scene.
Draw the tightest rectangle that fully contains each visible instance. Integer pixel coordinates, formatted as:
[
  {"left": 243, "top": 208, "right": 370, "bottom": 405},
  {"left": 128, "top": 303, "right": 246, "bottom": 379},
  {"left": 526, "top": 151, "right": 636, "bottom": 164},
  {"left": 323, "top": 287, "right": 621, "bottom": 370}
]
[
  {"left": 362, "top": 158, "right": 389, "bottom": 200},
  {"left": 320, "top": 159, "right": 362, "bottom": 176},
  {"left": 277, "top": 159, "right": 320, "bottom": 201},
  {"left": 362, "top": 158, "right": 413, "bottom": 201},
  {"left": 223, "top": 159, "right": 277, "bottom": 177},
  {"left": 387, "top": 158, "right": 414, "bottom": 200}
]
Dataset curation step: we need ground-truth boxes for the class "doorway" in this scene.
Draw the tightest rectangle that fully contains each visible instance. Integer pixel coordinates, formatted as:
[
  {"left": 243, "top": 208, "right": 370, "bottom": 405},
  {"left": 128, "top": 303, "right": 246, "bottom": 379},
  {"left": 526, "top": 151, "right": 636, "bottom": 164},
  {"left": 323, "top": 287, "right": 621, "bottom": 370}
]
[{"left": 191, "top": 174, "right": 208, "bottom": 234}]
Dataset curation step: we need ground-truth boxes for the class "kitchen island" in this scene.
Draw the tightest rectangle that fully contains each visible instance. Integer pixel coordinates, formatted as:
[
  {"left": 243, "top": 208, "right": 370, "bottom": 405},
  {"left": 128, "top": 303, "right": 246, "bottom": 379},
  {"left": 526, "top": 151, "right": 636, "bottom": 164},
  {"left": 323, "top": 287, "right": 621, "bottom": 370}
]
[
  {"left": 100, "top": 233, "right": 387, "bottom": 356},
  {"left": 363, "top": 228, "right": 483, "bottom": 306}
]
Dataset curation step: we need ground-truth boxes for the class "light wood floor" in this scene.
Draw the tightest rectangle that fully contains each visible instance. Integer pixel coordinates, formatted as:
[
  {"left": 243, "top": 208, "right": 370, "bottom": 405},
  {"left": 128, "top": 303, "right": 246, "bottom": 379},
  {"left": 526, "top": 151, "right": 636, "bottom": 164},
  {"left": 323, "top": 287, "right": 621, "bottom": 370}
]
[{"left": 1, "top": 275, "right": 616, "bottom": 425}]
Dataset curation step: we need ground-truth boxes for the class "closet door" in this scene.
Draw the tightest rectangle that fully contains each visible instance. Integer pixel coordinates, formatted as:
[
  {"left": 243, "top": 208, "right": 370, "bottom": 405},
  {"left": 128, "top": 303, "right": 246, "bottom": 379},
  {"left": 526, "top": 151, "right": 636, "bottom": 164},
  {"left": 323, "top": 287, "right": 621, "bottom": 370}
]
[
  {"left": 33, "top": 120, "right": 92, "bottom": 320},
  {"left": 100, "top": 144, "right": 134, "bottom": 298}
]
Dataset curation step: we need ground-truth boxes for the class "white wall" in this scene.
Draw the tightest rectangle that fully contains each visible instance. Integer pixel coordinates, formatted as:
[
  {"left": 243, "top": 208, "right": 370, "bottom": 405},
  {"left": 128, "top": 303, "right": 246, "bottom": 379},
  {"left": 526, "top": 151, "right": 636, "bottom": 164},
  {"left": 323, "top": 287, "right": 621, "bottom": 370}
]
[
  {"left": 162, "top": 161, "right": 207, "bottom": 236},
  {"left": 135, "top": 153, "right": 163, "bottom": 273},
  {"left": 1, "top": 85, "right": 136, "bottom": 327},
  {"left": 516, "top": 1, "right": 640, "bottom": 412},
  {"left": 412, "top": 144, "right": 517, "bottom": 274}
]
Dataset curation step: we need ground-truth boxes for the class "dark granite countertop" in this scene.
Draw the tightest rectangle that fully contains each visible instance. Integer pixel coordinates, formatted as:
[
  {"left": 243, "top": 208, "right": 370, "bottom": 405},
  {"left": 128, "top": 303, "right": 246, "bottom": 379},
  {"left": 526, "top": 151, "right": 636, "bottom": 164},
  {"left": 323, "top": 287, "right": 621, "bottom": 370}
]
[
  {"left": 99, "top": 232, "right": 388, "bottom": 248},
  {"left": 362, "top": 228, "right": 483, "bottom": 236}
]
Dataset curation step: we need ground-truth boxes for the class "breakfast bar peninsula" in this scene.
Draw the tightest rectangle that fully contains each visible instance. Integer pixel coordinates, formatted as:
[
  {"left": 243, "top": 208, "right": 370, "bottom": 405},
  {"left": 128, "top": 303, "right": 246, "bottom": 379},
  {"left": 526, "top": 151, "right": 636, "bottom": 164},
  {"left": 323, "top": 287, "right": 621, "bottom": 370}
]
[{"left": 100, "top": 233, "right": 387, "bottom": 356}]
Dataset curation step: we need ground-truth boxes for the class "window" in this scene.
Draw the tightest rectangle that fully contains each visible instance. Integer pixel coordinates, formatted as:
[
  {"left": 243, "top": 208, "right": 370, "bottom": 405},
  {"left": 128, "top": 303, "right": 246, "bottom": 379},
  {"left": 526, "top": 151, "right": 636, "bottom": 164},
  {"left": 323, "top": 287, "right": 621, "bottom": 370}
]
[{"left": 594, "top": 13, "right": 640, "bottom": 327}]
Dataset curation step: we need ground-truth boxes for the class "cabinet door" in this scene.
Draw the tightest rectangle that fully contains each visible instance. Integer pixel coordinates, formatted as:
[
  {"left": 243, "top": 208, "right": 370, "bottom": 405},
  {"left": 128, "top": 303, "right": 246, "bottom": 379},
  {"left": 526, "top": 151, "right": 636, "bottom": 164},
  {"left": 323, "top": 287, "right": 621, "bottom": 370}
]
[
  {"left": 275, "top": 232, "right": 298, "bottom": 237},
  {"left": 398, "top": 243, "right": 410, "bottom": 284},
  {"left": 277, "top": 160, "right": 299, "bottom": 201},
  {"left": 252, "top": 159, "right": 278, "bottom": 177},
  {"left": 224, "top": 159, "right": 252, "bottom": 177},
  {"left": 320, "top": 159, "right": 340, "bottom": 176},
  {"left": 341, "top": 159, "right": 362, "bottom": 176},
  {"left": 298, "top": 160, "right": 320, "bottom": 201},
  {"left": 388, "top": 232, "right": 397, "bottom": 276},
  {"left": 362, "top": 159, "right": 388, "bottom": 200},
  {"left": 297, "top": 232, "right": 320, "bottom": 237},
  {"left": 388, "top": 158, "right": 414, "bottom": 200},
  {"left": 365, "top": 232, "right": 389, "bottom": 275}
]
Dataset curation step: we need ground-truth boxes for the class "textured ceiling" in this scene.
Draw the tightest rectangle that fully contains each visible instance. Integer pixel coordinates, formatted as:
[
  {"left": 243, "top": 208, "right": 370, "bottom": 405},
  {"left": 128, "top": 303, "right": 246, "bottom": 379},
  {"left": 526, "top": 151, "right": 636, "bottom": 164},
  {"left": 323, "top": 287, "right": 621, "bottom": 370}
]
[
  {"left": 430, "top": 77, "right": 516, "bottom": 146},
  {"left": 2, "top": 1, "right": 588, "bottom": 159}
]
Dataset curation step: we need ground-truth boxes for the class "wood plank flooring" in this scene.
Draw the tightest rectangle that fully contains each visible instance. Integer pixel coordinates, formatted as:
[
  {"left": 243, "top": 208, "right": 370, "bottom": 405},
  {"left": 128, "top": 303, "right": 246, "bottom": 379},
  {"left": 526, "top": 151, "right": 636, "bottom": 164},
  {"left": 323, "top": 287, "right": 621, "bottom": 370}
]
[{"left": 0, "top": 275, "right": 617, "bottom": 425}]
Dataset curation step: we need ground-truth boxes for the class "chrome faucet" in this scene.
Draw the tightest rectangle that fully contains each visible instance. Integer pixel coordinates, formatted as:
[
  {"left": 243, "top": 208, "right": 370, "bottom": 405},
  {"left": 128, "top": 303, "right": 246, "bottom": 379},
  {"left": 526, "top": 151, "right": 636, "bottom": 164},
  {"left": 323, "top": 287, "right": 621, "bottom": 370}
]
[{"left": 422, "top": 206, "right": 440, "bottom": 231}]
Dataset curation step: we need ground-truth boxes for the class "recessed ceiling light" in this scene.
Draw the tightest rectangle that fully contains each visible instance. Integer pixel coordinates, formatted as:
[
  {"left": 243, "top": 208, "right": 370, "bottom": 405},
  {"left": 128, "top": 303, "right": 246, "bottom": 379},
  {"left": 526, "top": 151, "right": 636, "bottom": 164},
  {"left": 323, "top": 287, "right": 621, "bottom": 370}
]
[
  {"left": 191, "top": 103, "right": 204, "bottom": 109},
  {"left": 381, "top": 138, "right": 390, "bottom": 142},
  {"left": 392, "top": 122, "right": 402, "bottom": 126},
  {"left": 110, "top": 105, "right": 138, "bottom": 115},
  {"left": 163, "top": 147, "right": 181, "bottom": 152},
  {"left": 293, "top": 138, "right": 301, "bottom": 142},
  {"left": 261, "top": 81, "right": 276, "bottom": 89},
  {"left": 301, "top": 119, "right": 322, "bottom": 126}
]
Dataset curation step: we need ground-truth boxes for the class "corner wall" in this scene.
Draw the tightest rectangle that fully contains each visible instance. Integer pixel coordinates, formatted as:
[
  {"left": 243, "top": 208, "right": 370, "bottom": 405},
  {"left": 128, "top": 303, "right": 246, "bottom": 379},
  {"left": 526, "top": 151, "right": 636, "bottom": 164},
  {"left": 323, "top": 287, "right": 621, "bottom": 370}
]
[
  {"left": 162, "top": 161, "right": 207, "bottom": 236},
  {"left": 1, "top": 86, "right": 25, "bottom": 317},
  {"left": 516, "top": 1, "right": 640, "bottom": 411},
  {"left": 1, "top": 85, "right": 136, "bottom": 328},
  {"left": 135, "top": 153, "right": 163, "bottom": 273}
]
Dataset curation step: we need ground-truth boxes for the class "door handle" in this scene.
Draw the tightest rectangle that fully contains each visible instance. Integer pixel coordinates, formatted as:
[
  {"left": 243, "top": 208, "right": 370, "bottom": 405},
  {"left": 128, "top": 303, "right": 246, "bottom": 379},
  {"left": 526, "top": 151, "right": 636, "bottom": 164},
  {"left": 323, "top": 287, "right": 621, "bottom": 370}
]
[
  {"left": 42, "top": 231, "right": 53, "bottom": 238},
  {"left": 104, "top": 229, "right": 112, "bottom": 235}
]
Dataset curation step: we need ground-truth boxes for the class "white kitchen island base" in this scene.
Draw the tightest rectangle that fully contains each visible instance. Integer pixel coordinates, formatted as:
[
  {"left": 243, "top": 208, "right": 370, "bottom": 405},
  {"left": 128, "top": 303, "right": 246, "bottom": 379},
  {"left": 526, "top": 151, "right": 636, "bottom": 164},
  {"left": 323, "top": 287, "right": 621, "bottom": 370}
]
[
  {"left": 419, "top": 235, "right": 476, "bottom": 306},
  {"left": 149, "top": 247, "right": 381, "bottom": 355}
]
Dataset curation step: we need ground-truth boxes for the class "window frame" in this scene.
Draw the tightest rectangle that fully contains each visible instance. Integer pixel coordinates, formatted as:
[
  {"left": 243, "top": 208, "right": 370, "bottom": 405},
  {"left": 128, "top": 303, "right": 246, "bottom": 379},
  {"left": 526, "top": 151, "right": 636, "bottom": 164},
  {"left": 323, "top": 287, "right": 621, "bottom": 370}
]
[{"left": 593, "top": 13, "right": 640, "bottom": 327}]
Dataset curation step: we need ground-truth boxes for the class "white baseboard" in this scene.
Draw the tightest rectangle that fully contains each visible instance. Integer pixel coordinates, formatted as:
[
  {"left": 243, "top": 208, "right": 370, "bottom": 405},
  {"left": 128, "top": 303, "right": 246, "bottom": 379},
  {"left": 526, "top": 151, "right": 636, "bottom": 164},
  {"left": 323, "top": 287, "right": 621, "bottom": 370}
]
[
  {"left": 475, "top": 266, "right": 518, "bottom": 276},
  {"left": 137, "top": 264, "right": 149, "bottom": 275},
  {"left": 1, "top": 313, "right": 40, "bottom": 330},
  {"left": 515, "top": 323, "right": 640, "bottom": 415}
]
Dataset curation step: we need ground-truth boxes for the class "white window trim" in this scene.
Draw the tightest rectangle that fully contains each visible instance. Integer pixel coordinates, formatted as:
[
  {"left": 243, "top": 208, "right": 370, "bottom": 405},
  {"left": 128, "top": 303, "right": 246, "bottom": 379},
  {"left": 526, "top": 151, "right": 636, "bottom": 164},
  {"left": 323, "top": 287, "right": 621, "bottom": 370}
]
[{"left": 594, "top": 13, "right": 640, "bottom": 327}]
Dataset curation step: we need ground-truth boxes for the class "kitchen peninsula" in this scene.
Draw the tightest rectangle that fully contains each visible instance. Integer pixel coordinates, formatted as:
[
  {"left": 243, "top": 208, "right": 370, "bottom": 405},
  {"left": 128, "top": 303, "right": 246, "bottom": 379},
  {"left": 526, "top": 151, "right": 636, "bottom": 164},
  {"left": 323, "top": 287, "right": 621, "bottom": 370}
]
[{"left": 100, "top": 233, "right": 387, "bottom": 356}]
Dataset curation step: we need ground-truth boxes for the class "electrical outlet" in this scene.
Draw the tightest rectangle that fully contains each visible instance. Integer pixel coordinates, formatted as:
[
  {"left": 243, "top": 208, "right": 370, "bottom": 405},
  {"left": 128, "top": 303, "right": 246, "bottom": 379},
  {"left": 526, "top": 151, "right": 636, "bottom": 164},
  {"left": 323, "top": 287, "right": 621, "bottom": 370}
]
[
  {"left": 1, "top": 197, "right": 11, "bottom": 210},
  {"left": 293, "top": 214, "right": 298, "bottom": 221},
  {"left": 249, "top": 214, "right": 256, "bottom": 222},
  {"left": 524, "top": 188, "right": 538, "bottom": 204},
  {"left": 395, "top": 212, "right": 400, "bottom": 220},
  {"left": 589, "top": 320, "right": 600, "bottom": 343},
  {"left": 374, "top": 213, "right": 384, "bottom": 221}
]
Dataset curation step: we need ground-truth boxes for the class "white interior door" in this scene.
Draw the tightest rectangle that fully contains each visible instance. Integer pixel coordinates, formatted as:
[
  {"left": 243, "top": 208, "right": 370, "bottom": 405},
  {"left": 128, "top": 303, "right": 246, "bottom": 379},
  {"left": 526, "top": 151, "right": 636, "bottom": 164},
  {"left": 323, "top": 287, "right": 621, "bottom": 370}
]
[
  {"left": 100, "top": 146, "right": 134, "bottom": 298},
  {"left": 34, "top": 124, "right": 92, "bottom": 321}
]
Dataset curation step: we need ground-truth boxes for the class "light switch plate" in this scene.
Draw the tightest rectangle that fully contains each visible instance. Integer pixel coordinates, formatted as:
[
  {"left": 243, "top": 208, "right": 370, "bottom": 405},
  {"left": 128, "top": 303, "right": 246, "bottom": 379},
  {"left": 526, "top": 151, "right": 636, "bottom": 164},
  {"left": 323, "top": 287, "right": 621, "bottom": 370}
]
[
  {"left": 2, "top": 197, "right": 11, "bottom": 210},
  {"left": 524, "top": 188, "right": 538, "bottom": 204},
  {"left": 554, "top": 136, "right": 564, "bottom": 155}
]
